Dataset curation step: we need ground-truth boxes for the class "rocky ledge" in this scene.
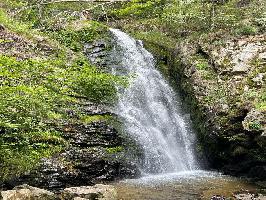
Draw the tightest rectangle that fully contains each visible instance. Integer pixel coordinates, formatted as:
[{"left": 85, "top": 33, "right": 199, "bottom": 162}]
[
  {"left": 0, "top": 184, "right": 117, "bottom": 200},
  {"left": 169, "top": 34, "right": 266, "bottom": 179},
  {"left": 2, "top": 102, "right": 140, "bottom": 191}
]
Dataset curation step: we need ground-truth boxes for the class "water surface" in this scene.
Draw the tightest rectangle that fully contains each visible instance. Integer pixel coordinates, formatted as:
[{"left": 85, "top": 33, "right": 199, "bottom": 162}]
[{"left": 113, "top": 171, "right": 260, "bottom": 200}]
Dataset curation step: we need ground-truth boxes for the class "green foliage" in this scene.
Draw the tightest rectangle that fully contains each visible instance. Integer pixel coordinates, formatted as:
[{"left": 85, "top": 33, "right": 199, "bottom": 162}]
[
  {"left": 0, "top": 0, "right": 129, "bottom": 182},
  {"left": 111, "top": 0, "right": 266, "bottom": 40},
  {"left": 255, "top": 92, "right": 266, "bottom": 111},
  {"left": 106, "top": 146, "right": 123, "bottom": 154},
  {"left": 0, "top": 131, "right": 65, "bottom": 181},
  {"left": 161, "top": 1, "right": 212, "bottom": 35},
  {"left": 235, "top": 24, "right": 258, "bottom": 36},
  {"left": 111, "top": 0, "right": 164, "bottom": 19},
  {"left": 0, "top": 8, "right": 33, "bottom": 36},
  {"left": 80, "top": 114, "right": 113, "bottom": 124},
  {"left": 0, "top": 54, "right": 125, "bottom": 180},
  {"left": 248, "top": 121, "right": 262, "bottom": 130},
  {"left": 49, "top": 21, "right": 107, "bottom": 51},
  {"left": 196, "top": 60, "right": 209, "bottom": 70},
  {"left": 70, "top": 63, "right": 127, "bottom": 103}
]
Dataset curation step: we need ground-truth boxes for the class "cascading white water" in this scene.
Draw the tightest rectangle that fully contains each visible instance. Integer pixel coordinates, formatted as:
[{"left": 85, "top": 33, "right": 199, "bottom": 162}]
[{"left": 110, "top": 29, "right": 198, "bottom": 174}]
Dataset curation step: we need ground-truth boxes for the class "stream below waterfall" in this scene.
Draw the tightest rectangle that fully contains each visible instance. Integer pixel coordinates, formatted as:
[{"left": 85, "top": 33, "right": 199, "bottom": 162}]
[
  {"left": 108, "top": 29, "right": 265, "bottom": 199},
  {"left": 113, "top": 170, "right": 262, "bottom": 199}
]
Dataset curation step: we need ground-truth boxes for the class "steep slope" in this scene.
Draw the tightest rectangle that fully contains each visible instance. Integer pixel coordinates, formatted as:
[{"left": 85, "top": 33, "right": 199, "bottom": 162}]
[{"left": 0, "top": 2, "right": 139, "bottom": 189}]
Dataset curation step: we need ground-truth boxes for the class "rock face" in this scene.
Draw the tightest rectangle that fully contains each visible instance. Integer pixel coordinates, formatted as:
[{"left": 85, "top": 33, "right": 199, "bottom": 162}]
[
  {"left": 3, "top": 102, "right": 140, "bottom": 190},
  {"left": 146, "top": 33, "right": 266, "bottom": 179},
  {"left": 1, "top": 32, "right": 140, "bottom": 191},
  {"left": 171, "top": 34, "right": 266, "bottom": 178},
  {"left": 10, "top": 121, "right": 139, "bottom": 190}
]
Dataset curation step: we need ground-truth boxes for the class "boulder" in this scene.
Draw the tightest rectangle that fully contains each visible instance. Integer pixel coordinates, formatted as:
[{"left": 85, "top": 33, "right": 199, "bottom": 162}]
[
  {"left": 210, "top": 195, "right": 225, "bottom": 200},
  {"left": 242, "top": 109, "right": 265, "bottom": 133},
  {"left": 61, "top": 184, "right": 117, "bottom": 200},
  {"left": 0, "top": 184, "right": 57, "bottom": 200},
  {"left": 233, "top": 193, "right": 266, "bottom": 200}
]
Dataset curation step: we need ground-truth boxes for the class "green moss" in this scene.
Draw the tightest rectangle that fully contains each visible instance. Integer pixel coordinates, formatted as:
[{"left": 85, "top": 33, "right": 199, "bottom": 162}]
[
  {"left": 106, "top": 146, "right": 123, "bottom": 154},
  {"left": 133, "top": 31, "right": 177, "bottom": 50},
  {"left": 248, "top": 121, "right": 262, "bottom": 130},
  {"left": 196, "top": 61, "right": 209, "bottom": 70},
  {"left": 80, "top": 115, "right": 113, "bottom": 124},
  {"left": 111, "top": 0, "right": 164, "bottom": 19}
]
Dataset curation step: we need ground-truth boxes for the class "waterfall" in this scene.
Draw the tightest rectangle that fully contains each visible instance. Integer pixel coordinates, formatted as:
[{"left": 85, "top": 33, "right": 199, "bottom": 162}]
[{"left": 110, "top": 29, "right": 198, "bottom": 174}]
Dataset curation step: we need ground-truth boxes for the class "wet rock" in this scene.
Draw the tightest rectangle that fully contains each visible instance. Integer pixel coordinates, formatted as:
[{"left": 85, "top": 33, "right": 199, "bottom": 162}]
[
  {"left": 82, "top": 103, "right": 112, "bottom": 115},
  {"left": 1, "top": 184, "right": 57, "bottom": 200},
  {"left": 63, "top": 122, "right": 121, "bottom": 147},
  {"left": 210, "top": 195, "right": 225, "bottom": 200},
  {"left": 248, "top": 165, "right": 266, "bottom": 180},
  {"left": 11, "top": 121, "right": 140, "bottom": 190},
  {"left": 61, "top": 184, "right": 117, "bottom": 200},
  {"left": 242, "top": 109, "right": 265, "bottom": 133},
  {"left": 168, "top": 33, "right": 266, "bottom": 179},
  {"left": 233, "top": 192, "right": 266, "bottom": 200},
  {"left": 84, "top": 39, "right": 110, "bottom": 67}
]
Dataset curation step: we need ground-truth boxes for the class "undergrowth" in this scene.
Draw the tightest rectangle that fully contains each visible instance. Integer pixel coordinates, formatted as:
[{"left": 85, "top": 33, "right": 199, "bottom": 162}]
[{"left": 0, "top": 1, "right": 127, "bottom": 181}]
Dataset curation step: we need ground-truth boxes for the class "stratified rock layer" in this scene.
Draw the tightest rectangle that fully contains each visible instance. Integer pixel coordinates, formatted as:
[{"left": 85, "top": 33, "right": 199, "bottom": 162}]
[{"left": 170, "top": 34, "right": 266, "bottom": 178}]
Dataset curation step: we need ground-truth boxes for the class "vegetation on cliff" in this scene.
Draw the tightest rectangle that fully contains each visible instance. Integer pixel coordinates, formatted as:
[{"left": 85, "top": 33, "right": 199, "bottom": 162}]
[{"left": 0, "top": 2, "right": 127, "bottom": 182}]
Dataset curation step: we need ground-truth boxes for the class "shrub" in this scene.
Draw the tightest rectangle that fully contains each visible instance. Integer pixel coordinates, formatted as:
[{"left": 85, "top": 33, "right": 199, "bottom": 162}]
[
  {"left": 235, "top": 24, "right": 258, "bottom": 35},
  {"left": 49, "top": 21, "right": 107, "bottom": 51},
  {"left": 0, "top": 54, "right": 126, "bottom": 180}
]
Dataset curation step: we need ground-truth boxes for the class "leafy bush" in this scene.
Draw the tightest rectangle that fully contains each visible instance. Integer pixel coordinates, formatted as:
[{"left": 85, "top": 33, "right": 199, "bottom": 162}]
[
  {"left": 0, "top": 131, "right": 65, "bottom": 181},
  {"left": 235, "top": 24, "right": 258, "bottom": 36},
  {"left": 111, "top": 0, "right": 165, "bottom": 19},
  {"left": 50, "top": 21, "right": 107, "bottom": 51},
  {"left": 70, "top": 63, "right": 127, "bottom": 103},
  {"left": 0, "top": 54, "right": 126, "bottom": 180}
]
